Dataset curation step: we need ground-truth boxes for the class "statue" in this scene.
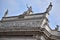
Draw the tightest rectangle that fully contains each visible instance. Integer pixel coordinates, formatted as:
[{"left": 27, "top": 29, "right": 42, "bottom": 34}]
[
  {"left": 27, "top": 6, "right": 33, "bottom": 13},
  {"left": 22, "top": 5, "right": 33, "bottom": 15},
  {"left": 55, "top": 25, "right": 59, "bottom": 31},
  {"left": 4, "top": 9, "right": 8, "bottom": 17},
  {"left": 1, "top": 9, "right": 8, "bottom": 21},
  {"left": 46, "top": 2, "right": 52, "bottom": 13}
]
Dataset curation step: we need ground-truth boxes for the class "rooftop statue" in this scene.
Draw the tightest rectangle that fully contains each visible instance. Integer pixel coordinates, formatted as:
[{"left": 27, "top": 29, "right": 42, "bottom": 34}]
[
  {"left": 1, "top": 9, "right": 8, "bottom": 21},
  {"left": 55, "top": 25, "right": 59, "bottom": 31},
  {"left": 45, "top": 2, "right": 52, "bottom": 14},
  {"left": 4, "top": 9, "right": 8, "bottom": 17},
  {"left": 23, "top": 5, "right": 33, "bottom": 15}
]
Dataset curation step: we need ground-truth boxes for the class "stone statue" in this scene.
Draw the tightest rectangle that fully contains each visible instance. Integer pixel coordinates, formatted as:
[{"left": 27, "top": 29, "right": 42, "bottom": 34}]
[
  {"left": 1, "top": 9, "right": 8, "bottom": 21},
  {"left": 55, "top": 25, "right": 59, "bottom": 31},
  {"left": 4, "top": 9, "right": 8, "bottom": 17},
  {"left": 22, "top": 5, "right": 33, "bottom": 15},
  {"left": 46, "top": 2, "right": 52, "bottom": 13}
]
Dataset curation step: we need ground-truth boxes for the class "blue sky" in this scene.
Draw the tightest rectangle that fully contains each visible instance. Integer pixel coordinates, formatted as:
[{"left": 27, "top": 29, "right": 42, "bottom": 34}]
[{"left": 0, "top": 0, "right": 60, "bottom": 30}]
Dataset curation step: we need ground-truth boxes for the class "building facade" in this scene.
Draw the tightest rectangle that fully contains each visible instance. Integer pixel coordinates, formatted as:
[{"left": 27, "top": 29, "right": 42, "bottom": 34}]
[{"left": 0, "top": 2, "right": 60, "bottom": 40}]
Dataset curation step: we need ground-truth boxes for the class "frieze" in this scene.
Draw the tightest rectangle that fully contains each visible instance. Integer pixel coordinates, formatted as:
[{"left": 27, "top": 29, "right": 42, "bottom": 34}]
[{"left": 0, "top": 19, "right": 42, "bottom": 29}]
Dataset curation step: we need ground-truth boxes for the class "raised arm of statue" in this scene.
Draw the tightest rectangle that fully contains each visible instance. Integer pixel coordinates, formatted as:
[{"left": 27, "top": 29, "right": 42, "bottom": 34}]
[
  {"left": 28, "top": 6, "right": 32, "bottom": 12},
  {"left": 26, "top": 4, "right": 29, "bottom": 9},
  {"left": 26, "top": 4, "right": 33, "bottom": 12},
  {"left": 46, "top": 2, "right": 52, "bottom": 13}
]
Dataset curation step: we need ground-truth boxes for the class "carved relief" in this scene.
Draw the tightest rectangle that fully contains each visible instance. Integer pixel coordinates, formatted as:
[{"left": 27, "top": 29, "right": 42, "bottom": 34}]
[{"left": 0, "top": 19, "right": 42, "bottom": 29}]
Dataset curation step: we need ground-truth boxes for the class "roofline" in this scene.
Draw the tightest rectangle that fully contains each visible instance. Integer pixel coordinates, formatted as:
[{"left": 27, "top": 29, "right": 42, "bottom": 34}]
[{"left": 2, "top": 13, "right": 45, "bottom": 18}]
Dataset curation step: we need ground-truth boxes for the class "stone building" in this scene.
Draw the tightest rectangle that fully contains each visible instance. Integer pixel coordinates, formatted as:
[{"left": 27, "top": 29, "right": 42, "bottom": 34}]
[{"left": 0, "top": 2, "right": 60, "bottom": 40}]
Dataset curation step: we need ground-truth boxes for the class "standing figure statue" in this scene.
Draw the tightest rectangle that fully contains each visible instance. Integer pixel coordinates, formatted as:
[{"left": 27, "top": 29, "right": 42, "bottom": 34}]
[
  {"left": 46, "top": 2, "right": 52, "bottom": 13},
  {"left": 1, "top": 9, "right": 8, "bottom": 21},
  {"left": 4, "top": 9, "right": 8, "bottom": 17}
]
